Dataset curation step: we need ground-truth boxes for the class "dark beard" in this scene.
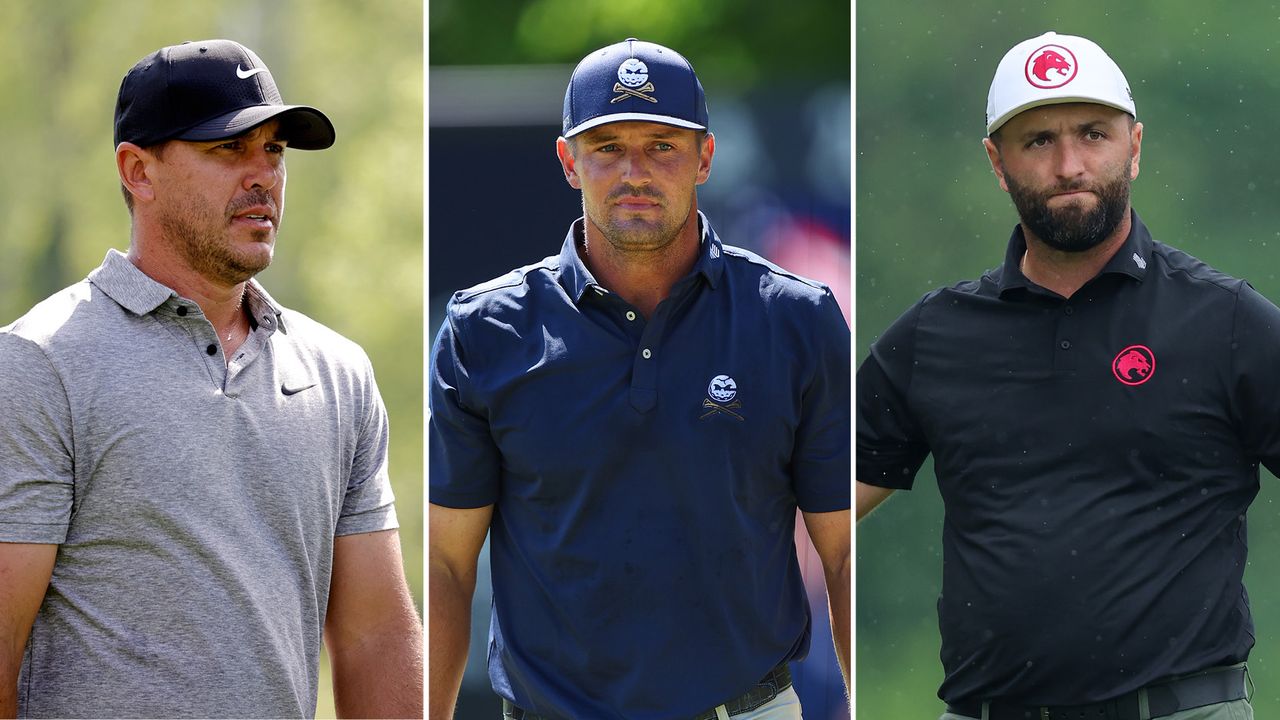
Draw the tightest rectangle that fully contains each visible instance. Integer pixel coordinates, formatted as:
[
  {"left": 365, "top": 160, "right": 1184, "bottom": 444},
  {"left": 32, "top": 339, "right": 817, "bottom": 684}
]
[{"left": 1007, "top": 161, "right": 1131, "bottom": 253}]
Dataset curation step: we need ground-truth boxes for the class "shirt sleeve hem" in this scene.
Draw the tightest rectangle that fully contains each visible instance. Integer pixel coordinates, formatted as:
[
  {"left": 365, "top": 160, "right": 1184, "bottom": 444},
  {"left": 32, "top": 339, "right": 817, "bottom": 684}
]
[{"left": 0, "top": 522, "right": 69, "bottom": 544}]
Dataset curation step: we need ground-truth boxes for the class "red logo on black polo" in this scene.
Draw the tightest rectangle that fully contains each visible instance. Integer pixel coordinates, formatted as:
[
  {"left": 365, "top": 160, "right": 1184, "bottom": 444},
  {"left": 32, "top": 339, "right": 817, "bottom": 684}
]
[
  {"left": 1112, "top": 345, "right": 1155, "bottom": 386},
  {"left": 1025, "top": 45, "right": 1077, "bottom": 88}
]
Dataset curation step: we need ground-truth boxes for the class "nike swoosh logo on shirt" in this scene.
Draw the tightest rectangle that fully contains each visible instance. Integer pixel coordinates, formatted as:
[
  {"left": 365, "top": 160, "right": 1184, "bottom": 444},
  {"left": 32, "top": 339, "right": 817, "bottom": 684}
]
[
  {"left": 281, "top": 382, "right": 317, "bottom": 396},
  {"left": 236, "top": 65, "right": 267, "bottom": 79}
]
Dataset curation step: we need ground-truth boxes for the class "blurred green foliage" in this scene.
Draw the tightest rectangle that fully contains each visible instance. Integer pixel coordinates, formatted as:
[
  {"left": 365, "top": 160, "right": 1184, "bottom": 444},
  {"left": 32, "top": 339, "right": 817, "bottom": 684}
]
[
  {"left": 0, "top": 2, "right": 422, "bottom": 717},
  {"left": 858, "top": 2, "right": 1280, "bottom": 718},
  {"left": 429, "top": 0, "right": 848, "bottom": 89}
]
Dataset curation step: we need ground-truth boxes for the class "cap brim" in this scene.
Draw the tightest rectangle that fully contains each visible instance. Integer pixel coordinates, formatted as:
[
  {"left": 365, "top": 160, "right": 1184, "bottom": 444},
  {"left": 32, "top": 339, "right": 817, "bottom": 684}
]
[
  {"left": 176, "top": 105, "right": 336, "bottom": 150},
  {"left": 564, "top": 112, "right": 706, "bottom": 138},
  {"left": 988, "top": 96, "right": 1135, "bottom": 134}
]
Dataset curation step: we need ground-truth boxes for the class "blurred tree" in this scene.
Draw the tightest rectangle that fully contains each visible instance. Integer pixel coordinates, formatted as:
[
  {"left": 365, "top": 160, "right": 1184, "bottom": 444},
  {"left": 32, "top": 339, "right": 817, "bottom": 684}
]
[
  {"left": 0, "top": 2, "right": 422, "bottom": 717},
  {"left": 858, "top": 2, "right": 1280, "bottom": 718}
]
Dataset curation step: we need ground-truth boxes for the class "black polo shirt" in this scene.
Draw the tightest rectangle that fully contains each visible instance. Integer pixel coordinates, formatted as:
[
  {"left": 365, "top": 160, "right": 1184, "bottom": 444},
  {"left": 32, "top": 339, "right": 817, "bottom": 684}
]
[{"left": 857, "top": 210, "right": 1280, "bottom": 705}]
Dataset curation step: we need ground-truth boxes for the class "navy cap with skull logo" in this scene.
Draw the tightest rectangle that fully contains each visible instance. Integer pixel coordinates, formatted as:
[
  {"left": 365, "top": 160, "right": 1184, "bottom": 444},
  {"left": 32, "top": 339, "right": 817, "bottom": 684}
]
[{"left": 561, "top": 38, "right": 708, "bottom": 138}]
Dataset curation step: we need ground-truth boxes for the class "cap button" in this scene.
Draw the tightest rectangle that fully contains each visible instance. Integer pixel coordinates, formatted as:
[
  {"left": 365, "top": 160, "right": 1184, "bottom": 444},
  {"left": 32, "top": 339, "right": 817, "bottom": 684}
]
[{"left": 625, "top": 37, "right": 637, "bottom": 41}]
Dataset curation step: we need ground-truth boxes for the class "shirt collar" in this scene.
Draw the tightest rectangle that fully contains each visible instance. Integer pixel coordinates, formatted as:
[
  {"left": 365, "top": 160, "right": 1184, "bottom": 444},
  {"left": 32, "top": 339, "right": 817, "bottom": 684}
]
[
  {"left": 555, "top": 211, "right": 726, "bottom": 303},
  {"left": 996, "top": 208, "right": 1153, "bottom": 297},
  {"left": 87, "top": 248, "right": 287, "bottom": 332}
]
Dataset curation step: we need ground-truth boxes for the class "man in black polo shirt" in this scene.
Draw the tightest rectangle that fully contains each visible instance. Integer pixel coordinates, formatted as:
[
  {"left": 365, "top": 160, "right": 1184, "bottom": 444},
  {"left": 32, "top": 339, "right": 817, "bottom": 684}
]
[{"left": 857, "top": 31, "right": 1276, "bottom": 720}]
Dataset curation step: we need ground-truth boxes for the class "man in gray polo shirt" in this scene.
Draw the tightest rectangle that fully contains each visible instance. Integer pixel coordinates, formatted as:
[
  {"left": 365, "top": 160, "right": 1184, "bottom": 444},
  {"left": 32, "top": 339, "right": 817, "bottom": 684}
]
[{"left": 0, "top": 40, "right": 422, "bottom": 718}]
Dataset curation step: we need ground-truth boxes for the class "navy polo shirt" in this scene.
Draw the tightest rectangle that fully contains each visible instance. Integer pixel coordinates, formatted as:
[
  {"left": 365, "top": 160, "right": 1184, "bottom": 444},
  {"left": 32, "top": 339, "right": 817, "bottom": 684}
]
[
  {"left": 431, "top": 213, "right": 850, "bottom": 720},
  {"left": 858, "top": 210, "right": 1280, "bottom": 705}
]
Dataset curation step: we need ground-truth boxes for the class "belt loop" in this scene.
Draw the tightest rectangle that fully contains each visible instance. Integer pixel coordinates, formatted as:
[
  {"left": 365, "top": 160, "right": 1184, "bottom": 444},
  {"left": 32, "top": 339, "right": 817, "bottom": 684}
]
[
  {"left": 1137, "top": 686, "right": 1150, "bottom": 720},
  {"left": 714, "top": 704, "right": 730, "bottom": 720},
  {"left": 1244, "top": 663, "right": 1255, "bottom": 702},
  {"left": 981, "top": 700, "right": 990, "bottom": 720}
]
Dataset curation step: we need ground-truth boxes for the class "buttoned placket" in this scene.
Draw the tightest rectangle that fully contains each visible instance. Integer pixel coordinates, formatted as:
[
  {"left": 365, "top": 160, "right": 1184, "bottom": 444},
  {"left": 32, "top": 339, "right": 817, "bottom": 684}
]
[
  {"left": 586, "top": 278, "right": 698, "bottom": 414},
  {"left": 1054, "top": 297, "right": 1077, "bottom": 372},
  {"left": 168, "top": 299, "right": 273, "bottom": 399}
]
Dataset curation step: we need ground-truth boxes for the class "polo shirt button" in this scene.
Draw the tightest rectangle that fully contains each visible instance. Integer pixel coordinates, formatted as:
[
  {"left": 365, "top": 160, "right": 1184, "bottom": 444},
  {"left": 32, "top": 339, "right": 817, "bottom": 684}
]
[
  {"left": 177, "top": 306, "right": 188, "bottom": 316},
  {"left": 642, "top": 348, "right": 652, "bottom": 359},
  {"left": 626, "top": 311, "right": 636, "bottom": 321},
  {"left": 1064, "top": 306, "right": 1073, "bottom": 315},
  {"left": 1060, "top": 340, "right": 1071, "bottom": 350},
  {"left": 206, "top": 344, "right": 217, "bottom": 356}
]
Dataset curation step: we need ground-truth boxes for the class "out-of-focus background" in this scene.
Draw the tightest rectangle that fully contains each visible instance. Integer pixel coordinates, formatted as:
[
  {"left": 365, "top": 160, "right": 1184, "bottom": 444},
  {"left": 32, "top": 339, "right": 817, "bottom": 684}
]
[
  {"left": 0, "top": 2, "right": 422, "bottom": 717},
  {"left": 429, "top": 0, "right": 850, "bottom": 718},
  {"left": 857, "top": 2, "right": 1280, "bottom": 718}
]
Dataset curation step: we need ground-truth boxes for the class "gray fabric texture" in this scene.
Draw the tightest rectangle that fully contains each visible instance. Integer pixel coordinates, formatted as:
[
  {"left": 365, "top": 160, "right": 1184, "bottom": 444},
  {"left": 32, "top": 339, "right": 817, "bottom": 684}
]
[{"left": 0, "top": 249, "right": 398, "bottom": 718}]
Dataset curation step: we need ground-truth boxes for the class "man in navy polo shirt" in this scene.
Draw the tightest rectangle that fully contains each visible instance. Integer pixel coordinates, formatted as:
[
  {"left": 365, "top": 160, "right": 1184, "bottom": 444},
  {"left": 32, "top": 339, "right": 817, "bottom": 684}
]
[
  {"left": 858, "top": 31, "right": 1277, "bottom": 719},
  {"left": 430, "top": 38, "right": 851, "bottom": 720}
]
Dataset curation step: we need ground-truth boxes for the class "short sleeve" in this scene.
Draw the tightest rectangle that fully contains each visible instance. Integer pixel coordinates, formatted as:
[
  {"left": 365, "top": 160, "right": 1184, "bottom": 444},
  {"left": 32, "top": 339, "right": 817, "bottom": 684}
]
[
  {"left": 1229, "top": 282, "right": 1280, "bottom": 476},
  {"left": 857, "top": 300, "right": 931, "bottom": 490},
  {"left": 428, "top": 301, "right": 502, "bottom": 509},
  {"left": 790, "top": 290, "right": 852, "bottom": 513},
  {"left": 334, "top": 353, "right": 399, "bottom": 536},
  {"left": 0, "top": 333, "right": 74, "bottom": 543}
]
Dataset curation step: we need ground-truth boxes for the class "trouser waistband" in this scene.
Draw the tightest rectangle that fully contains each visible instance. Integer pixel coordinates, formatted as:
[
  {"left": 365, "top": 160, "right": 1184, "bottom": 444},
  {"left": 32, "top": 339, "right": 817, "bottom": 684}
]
[
  {"left": 501, "top": 663, "right": 793, "bottom": 720},
  {"left": 946, "top": 663, "right": 1249, "bottom": 720}
]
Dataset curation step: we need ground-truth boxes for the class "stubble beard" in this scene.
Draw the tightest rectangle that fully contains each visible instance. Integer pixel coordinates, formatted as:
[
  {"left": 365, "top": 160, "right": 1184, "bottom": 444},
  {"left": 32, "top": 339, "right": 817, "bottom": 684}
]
[
  {"left": 158, "top": 193, "right": 276, "bottom": 286},
  {"left": 587, "top": 187, "right": 695, "bottom": 257},
  {"left": 1007, "top": 158, "right": 1132, "bottom": 253}
]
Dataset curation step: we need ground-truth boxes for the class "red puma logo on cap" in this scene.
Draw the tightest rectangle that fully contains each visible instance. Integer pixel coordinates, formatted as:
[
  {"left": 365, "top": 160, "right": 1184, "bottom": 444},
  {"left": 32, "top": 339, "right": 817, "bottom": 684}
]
[
  {"left": 1031, "top": 50, "right": 1072, "bottom": 82},
  {"left": 1024, "top": 45, "right": 1078, "bottom": 89}
]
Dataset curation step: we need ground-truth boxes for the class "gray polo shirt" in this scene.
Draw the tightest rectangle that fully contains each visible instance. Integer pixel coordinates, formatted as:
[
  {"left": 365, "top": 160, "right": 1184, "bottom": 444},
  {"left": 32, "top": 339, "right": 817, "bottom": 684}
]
[{"left": 0, "top": 250, "right": 398, "bottom": 718}]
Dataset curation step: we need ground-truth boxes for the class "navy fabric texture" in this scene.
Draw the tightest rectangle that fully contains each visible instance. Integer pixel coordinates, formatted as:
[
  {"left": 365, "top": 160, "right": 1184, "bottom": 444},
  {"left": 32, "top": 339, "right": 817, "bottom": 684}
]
[{"left": 431, "top": 215, "right": 850, "bottom": 719}]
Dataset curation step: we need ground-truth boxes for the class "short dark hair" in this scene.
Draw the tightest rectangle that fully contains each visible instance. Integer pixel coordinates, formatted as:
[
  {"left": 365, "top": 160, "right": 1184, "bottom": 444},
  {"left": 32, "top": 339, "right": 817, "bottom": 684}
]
[{"left": 120, "top": 141, "right": 168, "bottom": 214}]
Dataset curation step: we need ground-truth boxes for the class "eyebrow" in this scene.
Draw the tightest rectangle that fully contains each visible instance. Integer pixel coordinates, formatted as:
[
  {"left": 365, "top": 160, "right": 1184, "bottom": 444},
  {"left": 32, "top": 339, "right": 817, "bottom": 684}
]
[
  {"left": 1013, "top": 120, "right": 1110, "bottom": 143},
  {"left": 579, "top": 128, "right": 683, "bottom": 143}
]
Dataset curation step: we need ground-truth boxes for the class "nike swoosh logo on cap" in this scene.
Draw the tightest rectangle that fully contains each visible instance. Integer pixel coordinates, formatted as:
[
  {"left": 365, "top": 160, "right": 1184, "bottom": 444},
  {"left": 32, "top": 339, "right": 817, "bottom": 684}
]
[{"left": 236, "top": 65, "right": 267, "bottom": 79}]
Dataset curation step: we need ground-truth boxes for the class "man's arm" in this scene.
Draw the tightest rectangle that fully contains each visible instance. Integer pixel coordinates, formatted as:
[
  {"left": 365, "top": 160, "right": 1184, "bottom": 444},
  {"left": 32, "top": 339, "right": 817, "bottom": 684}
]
[
  {"left": 324, "top": 529, "right": 422, "bottom": 719},
  {"left": 0, "top": 543, "right": 57, "bottom": 718},
  {"left": 428, "top": 503, "right": 493, "bottom": 720},
  {"left": 801, "top": 509, "right": 850, "bottom": 694},
  {"left": 856, "top": 481, "right": 895, "bottom": 522}
]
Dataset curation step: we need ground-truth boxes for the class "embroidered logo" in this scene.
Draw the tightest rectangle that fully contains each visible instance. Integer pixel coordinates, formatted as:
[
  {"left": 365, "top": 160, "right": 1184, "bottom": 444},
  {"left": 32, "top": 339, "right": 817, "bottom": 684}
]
[
  {"left": 701, "top": 374, "right": 743, "bottom": 421},
  {"left": 613, "top": 58, "right": 657, "bottom": 104},
  {"left": 281, "top": 382, "right": 317, "bottom": 396},
  {"left": 1132, "top": 252, "right": 1147, "bottom": 270},
  {"left": 1112, "top": 345, "right": 1155, "bottom": 386},
  {"left": 1025, "top": 45, "right": 1078, "bottom": 89},
  {"left": 236, "top": 64, "right": 267, "bottom": 80}
]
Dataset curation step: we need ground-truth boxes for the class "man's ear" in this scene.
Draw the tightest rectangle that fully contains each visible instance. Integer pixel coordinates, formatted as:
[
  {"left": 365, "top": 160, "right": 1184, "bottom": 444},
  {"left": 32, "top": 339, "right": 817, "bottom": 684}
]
[
  {"left": 556, "top": 136, "right": 581, "bottom": 190},
  {"left": 117, "top": 142, "right": 158, "bottom": 205},
  {"left": 695, "top": 132, "right": 715, "bottom": 185},
  {"left": 982, "top": 137, "right": 1010, "bottom": 194}
]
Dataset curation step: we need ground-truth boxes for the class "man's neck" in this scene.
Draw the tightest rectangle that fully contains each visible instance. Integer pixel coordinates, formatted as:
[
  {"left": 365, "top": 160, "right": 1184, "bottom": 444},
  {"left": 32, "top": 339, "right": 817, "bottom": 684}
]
[
  {"left": 1019, "top": 210, "right": 1133, "bottom": 299},
  {"left": 580, "top": 212, "right": 702, "bottom": 319}
]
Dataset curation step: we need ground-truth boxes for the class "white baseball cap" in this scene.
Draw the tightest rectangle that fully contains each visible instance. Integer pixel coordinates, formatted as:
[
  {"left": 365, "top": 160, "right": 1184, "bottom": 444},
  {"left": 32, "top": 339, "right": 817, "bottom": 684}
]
[{"left": 986, "top": 31, "right": 1135, "bottom": 134}]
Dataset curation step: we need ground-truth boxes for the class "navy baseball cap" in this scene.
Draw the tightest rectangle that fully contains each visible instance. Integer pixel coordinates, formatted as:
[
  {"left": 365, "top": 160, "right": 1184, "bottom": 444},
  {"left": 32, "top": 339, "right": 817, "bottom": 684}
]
[
  {"left": 114, "top": 39, "right": 335, "bottom": 150},
  {"left": 562, "top": 38, "right": 708, "bottom": 138}
]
